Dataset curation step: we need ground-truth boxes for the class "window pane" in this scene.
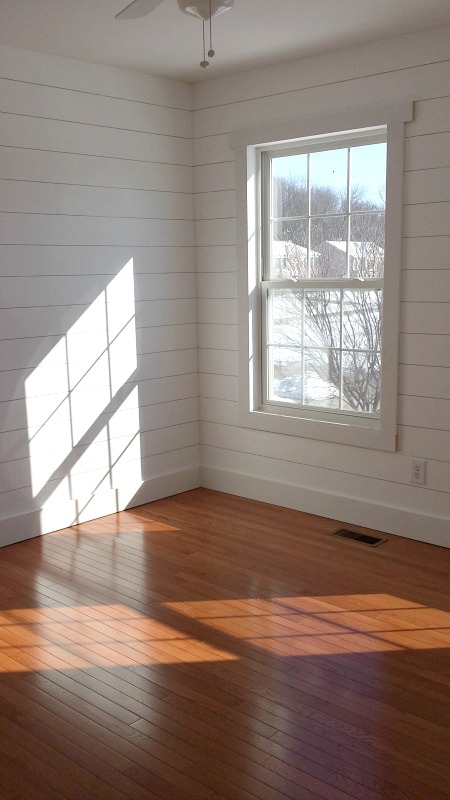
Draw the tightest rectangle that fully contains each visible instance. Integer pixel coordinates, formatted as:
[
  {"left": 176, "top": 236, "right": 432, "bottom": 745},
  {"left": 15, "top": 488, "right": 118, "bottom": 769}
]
[
  {"left": 268, "top": 346, "right": 303, "bottom": 402},
  {"left": 268, "top": 290, "right": 302, "bottom": 346},
  {"left": 310, "top": 148, "right": 347, "bottom": 216},
  {"left": 343, "top": 290, "right": 382, "bottom": 352},
  {"left": 304, "top": 348, "right": 340, "bottom": 408},
  {"left": 349, "top": 213, "right": 385, "bottom": 278},
  {"left": 271, "top": 224, "right": 308, "bottom": 278},
  {"left": 304, "top": 290, "right": 341, "bottom": 347},
  {"left": 272, "top": 154, "right": 308, "bottom": 218},
  {"left": 310, "top": 216, "right": 348, "bottom": 277},
  {"left": 342, "top": 350, "right": 381, "bottom": 414},
  {"left": 350, "top": 143, "right": 386, "bottom": 211}
]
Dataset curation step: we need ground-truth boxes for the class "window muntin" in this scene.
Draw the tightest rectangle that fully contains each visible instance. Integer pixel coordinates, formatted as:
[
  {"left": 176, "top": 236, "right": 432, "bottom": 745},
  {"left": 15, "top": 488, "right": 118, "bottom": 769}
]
[{"left": 261, "top": 130, "right": 386, "bottom": 419}]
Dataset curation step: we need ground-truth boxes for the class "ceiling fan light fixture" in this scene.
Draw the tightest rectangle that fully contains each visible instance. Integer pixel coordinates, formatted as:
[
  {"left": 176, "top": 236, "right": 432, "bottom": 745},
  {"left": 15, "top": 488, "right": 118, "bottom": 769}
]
[
  {"left": 177, "top": 0, "right": 234, "bottom": 22},
  {"left": 177, "top": 0, "right": 234, "bottom": 69}
]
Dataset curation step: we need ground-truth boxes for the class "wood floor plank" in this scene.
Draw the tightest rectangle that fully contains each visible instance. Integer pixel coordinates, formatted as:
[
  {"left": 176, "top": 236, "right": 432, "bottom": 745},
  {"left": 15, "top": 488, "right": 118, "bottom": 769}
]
[
  {"left": 1, "top": 488, "right": 449, "bottom": 800},
  {"left": 0, "top": 671, "right": 224, "bottom": 800}
]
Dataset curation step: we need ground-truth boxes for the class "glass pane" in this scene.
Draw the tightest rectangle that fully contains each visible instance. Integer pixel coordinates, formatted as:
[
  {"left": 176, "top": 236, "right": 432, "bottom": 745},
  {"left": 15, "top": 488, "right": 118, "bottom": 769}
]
[
  {"left": 303, "top": 348, "right": 340, "bottom": 408},
  {"left": 342, "top": 350, "right": 381, "bottom": 414},
  {"left": 343, "top": 290, "right": 382, "bottom": 352},
  {"left": 304, "top": 290, "right": 341, "bottom": 347},
  {"left": 310, "top": 148, "right": 347, "bottom": 216},
  {"left": 272, "top": 154, "right": 308, "bottom": 218},
  {"left": 268, "top": 346, "right": 303, "bottom": 402},
  {"left": 268, "top": 290, "right": 302, "bottom": 346},
  {"left": 271, "top": 224, "right": 308, "bottom": 278},
  {"left": 349, "top": 213, "right": 385, "bottom": 278},
  {"left": 310, "top": 215, "right": 348, "bottom": 277},
  {"left": 350, "top": 143, "right": 386, "bottom": 211}
]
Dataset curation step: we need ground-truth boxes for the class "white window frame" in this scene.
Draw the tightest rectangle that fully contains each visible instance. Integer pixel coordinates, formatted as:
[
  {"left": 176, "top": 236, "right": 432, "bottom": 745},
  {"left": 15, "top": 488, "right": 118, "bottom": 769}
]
[{"left": 230, "top": 102, "right": 413, "bottom": 451}]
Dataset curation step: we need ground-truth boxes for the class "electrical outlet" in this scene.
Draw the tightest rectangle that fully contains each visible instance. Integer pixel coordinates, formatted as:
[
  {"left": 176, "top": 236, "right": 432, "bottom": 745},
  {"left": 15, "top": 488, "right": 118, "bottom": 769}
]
[{"left": 411, "top": 458, "right": 426, "bottom": 486}]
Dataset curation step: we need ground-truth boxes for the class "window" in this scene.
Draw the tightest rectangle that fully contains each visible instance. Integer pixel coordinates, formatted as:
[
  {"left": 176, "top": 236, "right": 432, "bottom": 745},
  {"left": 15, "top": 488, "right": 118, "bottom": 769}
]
[
  {"left": 231, "top": 103, "right": 412, "bottom": 451},
  {"left": 261, "top": 130, "right": 386, "bottom": 419}
]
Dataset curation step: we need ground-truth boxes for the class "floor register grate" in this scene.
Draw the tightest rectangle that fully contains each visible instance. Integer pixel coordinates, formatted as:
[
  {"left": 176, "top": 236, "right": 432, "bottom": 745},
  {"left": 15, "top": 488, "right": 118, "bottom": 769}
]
[{"left": 331, "top": 529, "right": 387, "bottom": 547}]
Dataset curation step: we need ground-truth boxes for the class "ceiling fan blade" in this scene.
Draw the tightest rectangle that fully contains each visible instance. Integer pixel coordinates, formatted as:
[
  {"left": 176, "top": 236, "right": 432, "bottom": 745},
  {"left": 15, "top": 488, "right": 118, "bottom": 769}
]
[{"left": 115, "top": 0, "right": 164, "bottom": 20}]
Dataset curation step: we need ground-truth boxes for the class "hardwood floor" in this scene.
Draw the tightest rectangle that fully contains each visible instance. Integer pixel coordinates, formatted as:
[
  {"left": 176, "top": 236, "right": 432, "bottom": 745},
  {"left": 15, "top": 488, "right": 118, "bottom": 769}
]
[{"left": 0, "top": 488, "right": 449, "bottom": 800}]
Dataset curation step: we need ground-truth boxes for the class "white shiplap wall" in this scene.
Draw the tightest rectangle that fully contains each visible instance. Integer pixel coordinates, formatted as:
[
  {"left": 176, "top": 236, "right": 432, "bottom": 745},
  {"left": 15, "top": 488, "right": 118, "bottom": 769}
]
[
  {"left": 193, "top": 25, "right": 450, "bottom": 547},
  {"left": 1, "top": 26, "right": 449, "bottom": 549},
  {"left": 0, "top": 46, "right": 199, "bottom": 545}
]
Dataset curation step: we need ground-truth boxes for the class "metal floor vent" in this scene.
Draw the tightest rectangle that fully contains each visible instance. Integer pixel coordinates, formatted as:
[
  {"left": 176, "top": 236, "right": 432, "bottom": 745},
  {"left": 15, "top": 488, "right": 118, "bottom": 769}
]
[{"left": 332, "top": 529, "right": 386, "bottom": 547}]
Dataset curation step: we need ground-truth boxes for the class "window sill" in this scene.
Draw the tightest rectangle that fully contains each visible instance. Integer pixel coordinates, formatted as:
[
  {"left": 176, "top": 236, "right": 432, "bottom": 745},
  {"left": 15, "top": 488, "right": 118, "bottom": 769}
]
[{"left": 240, "top": 404, "right": 396, "bottom": 452}]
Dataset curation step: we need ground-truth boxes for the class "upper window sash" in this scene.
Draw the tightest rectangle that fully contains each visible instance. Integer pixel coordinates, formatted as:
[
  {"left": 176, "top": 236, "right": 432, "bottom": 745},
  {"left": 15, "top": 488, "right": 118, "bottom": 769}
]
[{"left": 261, "top": 128, "right": 387, "bottom": 284}]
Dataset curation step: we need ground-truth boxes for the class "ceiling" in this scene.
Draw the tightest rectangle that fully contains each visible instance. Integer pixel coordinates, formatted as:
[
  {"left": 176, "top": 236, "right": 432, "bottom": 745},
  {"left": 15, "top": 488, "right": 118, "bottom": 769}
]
[{"left": 0, "top": 0, "right": 450, "bottom": 83}]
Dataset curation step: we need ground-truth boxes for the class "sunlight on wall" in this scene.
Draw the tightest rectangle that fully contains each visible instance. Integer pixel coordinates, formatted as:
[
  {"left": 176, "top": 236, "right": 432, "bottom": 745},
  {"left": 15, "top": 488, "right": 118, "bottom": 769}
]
[
  {"left": 247, "top": 170, "right": 257, "bottom": 294},
  {"left": 246, "top": 167, "right": 257, "bottom": 409},
  {"left": 24, "top": 259, "right": 143, "bottom": 528}
]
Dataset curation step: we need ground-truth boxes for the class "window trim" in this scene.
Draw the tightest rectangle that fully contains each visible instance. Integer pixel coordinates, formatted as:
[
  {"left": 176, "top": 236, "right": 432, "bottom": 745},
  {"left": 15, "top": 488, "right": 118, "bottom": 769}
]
[{"left": 230, "top": 102, "right": 413, "bottom": 452}]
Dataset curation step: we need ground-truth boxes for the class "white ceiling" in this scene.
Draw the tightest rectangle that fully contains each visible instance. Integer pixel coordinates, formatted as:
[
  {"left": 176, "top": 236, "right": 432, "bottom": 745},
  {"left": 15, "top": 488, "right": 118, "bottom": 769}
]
[{"left": 0, "top": 0, "right": 450, "bottom": 83}]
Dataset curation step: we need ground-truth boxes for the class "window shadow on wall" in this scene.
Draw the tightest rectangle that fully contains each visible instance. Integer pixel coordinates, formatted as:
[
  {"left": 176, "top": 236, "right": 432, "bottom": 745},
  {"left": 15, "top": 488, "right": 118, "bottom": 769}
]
[{"left": 22, "top": 258, "right": 143, "bottom": 532}]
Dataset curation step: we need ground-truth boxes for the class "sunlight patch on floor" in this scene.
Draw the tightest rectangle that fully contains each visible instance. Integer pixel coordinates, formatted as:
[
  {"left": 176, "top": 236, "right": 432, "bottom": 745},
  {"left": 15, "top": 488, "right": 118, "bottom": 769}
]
[{"left": 164, "top": 594, "right": 450, "bottom": 655}]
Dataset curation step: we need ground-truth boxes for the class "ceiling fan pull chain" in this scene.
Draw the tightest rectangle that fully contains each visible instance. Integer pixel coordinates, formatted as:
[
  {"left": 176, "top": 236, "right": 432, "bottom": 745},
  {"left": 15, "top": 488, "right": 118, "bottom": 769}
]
[
  {"left": 200, "top": 20, "right": 209, "bottom": 67},
  {"left": 208, "top": 0, "right": 215, "bottom": 58}
]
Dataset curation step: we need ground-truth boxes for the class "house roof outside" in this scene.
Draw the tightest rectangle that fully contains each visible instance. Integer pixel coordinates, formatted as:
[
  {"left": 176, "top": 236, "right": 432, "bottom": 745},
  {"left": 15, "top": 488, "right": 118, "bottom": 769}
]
[
  {"left": 272, "top": 241, "right": 307, "bottom": 259},
  {"left": 326, "top": 241, "right": 384, "bottom": 258}
]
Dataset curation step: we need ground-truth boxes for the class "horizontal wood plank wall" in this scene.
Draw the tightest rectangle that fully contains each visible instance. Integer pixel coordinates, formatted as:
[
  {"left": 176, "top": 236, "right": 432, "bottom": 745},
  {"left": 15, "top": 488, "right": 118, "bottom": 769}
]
[
  {"left": 0, "top": 47, "right": 200, "bottom": 545},
  {"left": 192, "top": 25, "right": 450, "bottom": 547}
]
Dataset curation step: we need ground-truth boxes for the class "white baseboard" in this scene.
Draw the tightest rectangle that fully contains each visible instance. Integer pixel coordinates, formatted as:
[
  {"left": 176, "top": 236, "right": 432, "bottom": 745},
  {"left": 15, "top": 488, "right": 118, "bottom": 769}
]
[
  {"left": 201, "top": 466, "right": 450, "bottom": 549},
  {"left": 2, "top": 464, "right": 448, "bottom": 550},
  {"left": 0, "top": 467, "right": 201, "bottom": 548}
]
